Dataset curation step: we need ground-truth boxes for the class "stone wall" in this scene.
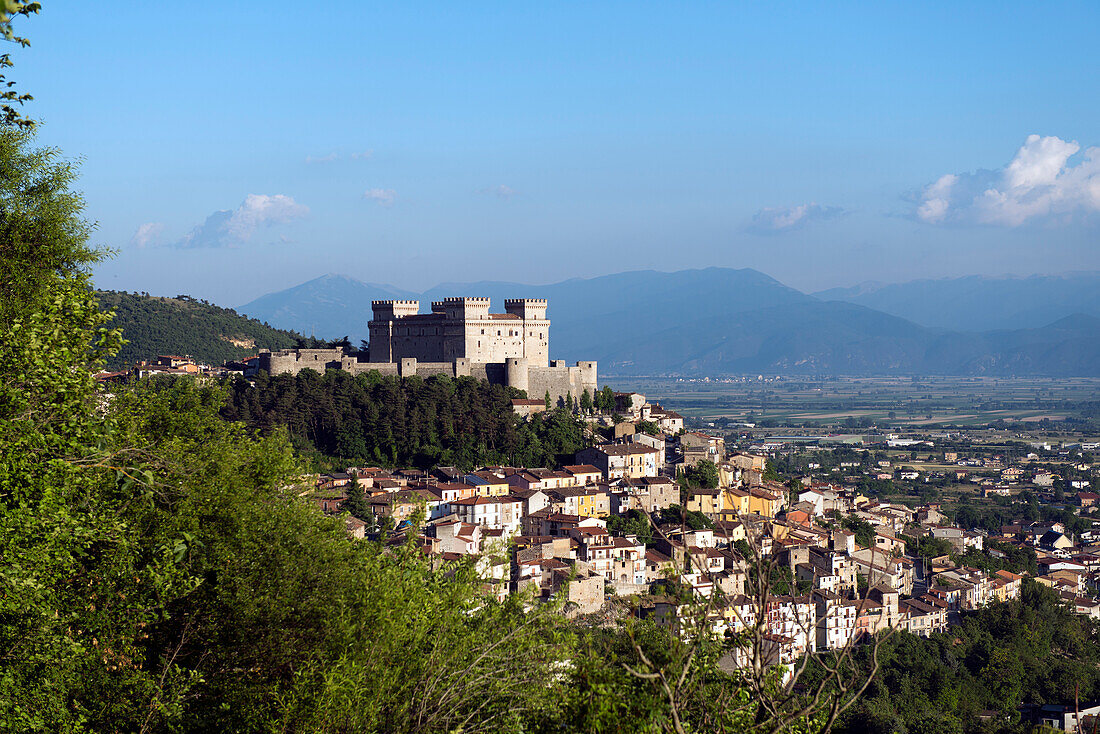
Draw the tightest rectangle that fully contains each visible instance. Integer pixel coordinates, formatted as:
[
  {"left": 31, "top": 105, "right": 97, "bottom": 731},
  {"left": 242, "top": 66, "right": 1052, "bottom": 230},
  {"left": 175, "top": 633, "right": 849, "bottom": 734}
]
[{"left": 258, "top": 349, "right": 595, "bottom": 408}]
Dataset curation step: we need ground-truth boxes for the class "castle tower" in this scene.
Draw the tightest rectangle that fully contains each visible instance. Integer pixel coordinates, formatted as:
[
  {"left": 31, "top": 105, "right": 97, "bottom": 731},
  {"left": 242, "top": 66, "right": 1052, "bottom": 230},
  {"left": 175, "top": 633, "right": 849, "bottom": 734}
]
[
  {"left": 368, "top": 300, "right": 420, "bottom": 362},
  {"left": 504, "top": 298, "right": 549, "bottom": 367}
]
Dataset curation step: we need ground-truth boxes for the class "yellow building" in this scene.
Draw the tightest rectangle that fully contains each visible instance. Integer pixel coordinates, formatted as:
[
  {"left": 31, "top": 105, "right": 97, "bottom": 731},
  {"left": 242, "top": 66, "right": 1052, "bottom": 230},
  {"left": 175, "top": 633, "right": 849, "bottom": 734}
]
[{"left": 464, "top": 470, "right": 511, "bottom": 497}]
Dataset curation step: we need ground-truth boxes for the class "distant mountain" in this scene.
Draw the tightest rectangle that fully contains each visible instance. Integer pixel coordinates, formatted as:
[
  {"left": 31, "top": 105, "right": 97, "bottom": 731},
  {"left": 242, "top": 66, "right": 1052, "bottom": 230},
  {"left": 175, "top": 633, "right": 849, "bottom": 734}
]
[
  {"left": 231, "top": 267, "right": 1100, "bottom": 376},
  {"left": 239, "top": 274, "right": 416, "bottom": 344},
  {"left": 814, "top": 272, "right": 1100, "bottom": 331},
  {"left": 98, "top": 290, "right": 303, "bottom": 369}
]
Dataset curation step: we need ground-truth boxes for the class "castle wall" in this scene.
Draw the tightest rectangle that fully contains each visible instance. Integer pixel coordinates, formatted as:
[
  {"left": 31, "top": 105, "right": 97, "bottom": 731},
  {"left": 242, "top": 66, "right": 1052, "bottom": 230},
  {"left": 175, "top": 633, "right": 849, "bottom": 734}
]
[
  {"left": 260, "top": 348, "right": 347, "bottom": 376},
  {"left": 526, "top": 362, "right": 597, "bottom": 406}
]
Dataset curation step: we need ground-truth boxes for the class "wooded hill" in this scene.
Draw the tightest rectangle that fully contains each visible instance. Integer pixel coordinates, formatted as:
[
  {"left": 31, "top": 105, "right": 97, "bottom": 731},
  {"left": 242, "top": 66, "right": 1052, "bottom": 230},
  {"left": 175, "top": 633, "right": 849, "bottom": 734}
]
[{"left": 96, "top": 290, "right": 303, "bottom": 368}]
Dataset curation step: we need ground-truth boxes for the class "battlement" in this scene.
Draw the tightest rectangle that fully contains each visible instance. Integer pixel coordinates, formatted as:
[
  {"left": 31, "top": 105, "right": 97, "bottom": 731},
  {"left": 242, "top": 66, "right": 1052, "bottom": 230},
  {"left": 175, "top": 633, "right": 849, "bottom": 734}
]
[
  {"left": 371, "top": 300, "right": 420, "bottom": 321},
  {"left": 504, "top": 298, "right": 548, "bottom": 320}
]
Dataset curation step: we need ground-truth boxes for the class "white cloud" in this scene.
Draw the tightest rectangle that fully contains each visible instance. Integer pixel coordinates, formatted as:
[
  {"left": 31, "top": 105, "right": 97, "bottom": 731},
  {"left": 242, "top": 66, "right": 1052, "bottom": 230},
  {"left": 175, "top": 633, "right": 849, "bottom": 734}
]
[
  {"left": 351, "top": 150, "right": 374, "bottom": 160},
  {"left": 176, "top": 194, "right": 308, "bottom": 249},
  {"left": 915, "top": 134, "right": 1100, "bottom": 226},
  {"left": 478, "top": 184, "right": 517, "bottom": 199},
  {"left": 129, "top": 222, "right": 164, "bottom": 248},
  {"left": 363, "top": 188, "right": 396, "bottom": 207},
  {"left": 746, "top": 203, "right": 844, "bottom": 234}
]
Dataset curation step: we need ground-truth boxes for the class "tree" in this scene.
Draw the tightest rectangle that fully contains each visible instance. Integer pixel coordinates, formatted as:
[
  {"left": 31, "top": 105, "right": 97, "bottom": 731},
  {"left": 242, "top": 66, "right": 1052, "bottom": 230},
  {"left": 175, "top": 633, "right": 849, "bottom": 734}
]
[
  {"left": 340, "top": 474, "right": 370, "bottom": 520},
  {"left": 580, "top": 388, "right": 593, "bottom": 414},
  {"left": 684, "top": 459, "right": 720, "bottom": 489},
  {"left": 544, "top": 390, "right": 552, "bottom": 410},
  {"left": 0, "top": 125, "right": 188, "bottom": 731}
]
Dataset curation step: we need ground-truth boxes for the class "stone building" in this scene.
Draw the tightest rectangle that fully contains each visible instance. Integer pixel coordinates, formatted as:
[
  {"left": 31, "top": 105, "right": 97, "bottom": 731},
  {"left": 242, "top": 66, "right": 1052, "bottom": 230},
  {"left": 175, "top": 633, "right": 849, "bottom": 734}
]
[{"left": 257, "top": 297, "right": 597, "bottom": 407}]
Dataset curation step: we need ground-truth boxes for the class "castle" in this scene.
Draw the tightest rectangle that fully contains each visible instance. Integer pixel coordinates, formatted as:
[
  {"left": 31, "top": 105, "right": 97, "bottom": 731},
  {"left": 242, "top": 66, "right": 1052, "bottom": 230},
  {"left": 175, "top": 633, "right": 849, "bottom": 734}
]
[{"left": 258, "top": 297, "right": 597, "bottom": 406}]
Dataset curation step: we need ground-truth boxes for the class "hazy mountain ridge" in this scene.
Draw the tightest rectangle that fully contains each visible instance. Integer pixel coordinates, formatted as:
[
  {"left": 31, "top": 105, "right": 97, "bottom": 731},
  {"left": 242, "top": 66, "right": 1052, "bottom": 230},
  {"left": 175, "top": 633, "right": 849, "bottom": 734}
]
[
  {"left": 240, "top": 274, "right": 416, "bottom": 343},
  {"left": 814, "top": 272, "right": 1100, "bottom": 331},
  {"left": 236, "top": 268, "right": 1100, "bottom": 376}
]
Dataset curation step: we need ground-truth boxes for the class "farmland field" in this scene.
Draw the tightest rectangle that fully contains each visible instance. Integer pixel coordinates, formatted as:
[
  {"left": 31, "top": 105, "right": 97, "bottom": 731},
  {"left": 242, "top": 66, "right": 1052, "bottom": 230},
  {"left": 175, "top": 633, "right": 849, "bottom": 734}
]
[{"left": 607, "top": 375, "right": 1100, "bottom": 433}]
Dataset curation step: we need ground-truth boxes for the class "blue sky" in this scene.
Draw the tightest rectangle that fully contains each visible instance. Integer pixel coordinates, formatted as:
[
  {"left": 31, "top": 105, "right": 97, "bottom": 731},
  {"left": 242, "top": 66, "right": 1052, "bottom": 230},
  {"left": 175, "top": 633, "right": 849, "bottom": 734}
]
[{"left": 14, "top": 1, "right": 1100, "bottom": 306}]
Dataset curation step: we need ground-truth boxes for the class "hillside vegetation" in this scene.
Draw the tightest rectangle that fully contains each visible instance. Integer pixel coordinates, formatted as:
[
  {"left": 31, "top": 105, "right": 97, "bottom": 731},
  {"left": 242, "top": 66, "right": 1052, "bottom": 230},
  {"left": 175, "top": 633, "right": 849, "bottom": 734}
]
[
  {"left": 96, "top": 290, "right": 302, "bottom": 368},
  {"left": 222, "top": 369, "right": 588, "bottom": 470}
]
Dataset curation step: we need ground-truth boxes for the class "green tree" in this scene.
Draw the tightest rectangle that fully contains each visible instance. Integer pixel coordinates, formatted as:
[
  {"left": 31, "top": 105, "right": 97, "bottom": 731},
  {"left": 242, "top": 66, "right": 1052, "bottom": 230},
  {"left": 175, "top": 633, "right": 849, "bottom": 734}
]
[
  {"left": 580, "top": 388, "right": 593, "bottom": 413},
  {"left": 684, "top": 459, "right": 720, "bottom": 489},
  {"left": 340, "top": 474, "right": 370, "bottom": 520},
  {"left": 0, "top": 126, "right": 188, "bottom": 731}
]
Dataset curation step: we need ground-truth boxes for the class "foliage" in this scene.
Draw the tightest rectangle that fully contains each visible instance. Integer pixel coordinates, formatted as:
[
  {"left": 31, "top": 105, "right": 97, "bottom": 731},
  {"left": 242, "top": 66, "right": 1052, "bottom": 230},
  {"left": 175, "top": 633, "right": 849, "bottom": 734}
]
[
  {"left": 0, "top": 2, "right": 38, "bottom": 129},
  {"left": 339, "top": 475, "right": 370, "bottom": 521},
  {"left": 222, "top": 369, "right": 589, "bottom": 470},
  {"left": 840, "top": 516, "right": 874, "bottom": 549},
  {"left": 95, "top": 290, "right": 302, "bottom": 368},
  {"left": 656, "top": 504, "right": 714, "bottom": 530},
  {"left": 916, "top": 535, "right": 954, "bottom": 558},
  {"left": 580, "top": 388, "right": 593, "bottom": 413},
  {"left": 684, "top": 459, "right": 720, "bottom": 489},
  {"left": 0, "top": 126, "right": 185, "bottom": 732},
  {"left": 593, "top": 385, "right": 616, "bottom": 412},
  {"left": 607, "top": 508, "right": 654, "bottom": 544}
]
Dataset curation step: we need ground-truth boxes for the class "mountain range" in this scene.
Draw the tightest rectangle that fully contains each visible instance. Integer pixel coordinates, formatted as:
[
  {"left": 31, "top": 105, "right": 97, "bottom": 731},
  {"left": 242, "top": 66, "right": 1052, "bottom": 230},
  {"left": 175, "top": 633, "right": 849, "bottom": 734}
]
[{"left": 236, "top": 269, "right": 1100, "bottom": 376}]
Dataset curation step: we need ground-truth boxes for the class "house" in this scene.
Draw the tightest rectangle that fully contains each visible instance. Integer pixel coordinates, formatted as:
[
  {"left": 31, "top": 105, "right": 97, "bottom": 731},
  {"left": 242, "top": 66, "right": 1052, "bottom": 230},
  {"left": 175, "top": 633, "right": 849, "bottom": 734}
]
[
  {"left": 434, "top": 520, "right": 482, "bottom": 555},
  {"left": 899, "top": 597, "right": 948, "bottom": 637},
  {"left": 613, "top": 391, "right": 647, "bottom": 416},
  {"left": 748, "top": 487, "right": 786, "bottom": 518},
  {"left": 464, "top": 470, "right": 511, "bottom": 497},
  {"left": 550, "top": 486, "right": 612, "bottom": 518},
  {"left": 562, "top": 464, "right": 602, "bottom": 486},
  {"left": 873, "top": 529, "right": 905, "bottom": 556},
  {"left": 1040, "top": 531, "right": 1075, "bottom": 551},
  {"left": 681, "top": 432, "right": 726, "bottom": 466},
  {"left": 646, "top": 404, "right": 685, "bottom": 434},
  {"left": 511, "top": 398, "right": 547, "bottom": 418},
  {"left": 576, "top": 443, "right": 661, "bottom": 480},
  {"left": 932, "top": 526, "right": 983, "bottom": 554},
  {"left": 451, "top": 495, "right": 524, "bottom": 534},
  {"left": 522, "top": 510, "right": 605, "bottom": 538},
  {"left": 344, "top": 515, "right": 367, "bottom": 539}
]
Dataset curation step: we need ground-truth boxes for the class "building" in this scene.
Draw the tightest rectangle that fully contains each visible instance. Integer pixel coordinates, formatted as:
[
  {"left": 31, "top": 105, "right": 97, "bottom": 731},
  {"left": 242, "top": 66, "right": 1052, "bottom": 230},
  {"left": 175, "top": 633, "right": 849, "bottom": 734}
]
[
  {"left": 576, "top": 443, "right": 662, "bottom": 480},
  {"left": 258, "top": 297, "right": 597, "bottom": 407}
]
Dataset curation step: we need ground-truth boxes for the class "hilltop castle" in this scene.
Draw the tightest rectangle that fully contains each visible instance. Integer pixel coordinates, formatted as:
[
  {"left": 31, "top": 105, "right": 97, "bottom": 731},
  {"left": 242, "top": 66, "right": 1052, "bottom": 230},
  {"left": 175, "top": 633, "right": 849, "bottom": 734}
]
[{"left": 258, "top": 297, "right": 596, "bottom": 406}]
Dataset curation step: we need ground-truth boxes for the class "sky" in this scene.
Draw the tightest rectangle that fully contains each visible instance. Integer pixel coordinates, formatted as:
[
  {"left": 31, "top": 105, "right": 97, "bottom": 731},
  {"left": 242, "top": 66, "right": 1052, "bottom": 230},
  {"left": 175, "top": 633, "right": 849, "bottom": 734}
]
[{"left": 13, "top": 1, "right": 1100, "bottom": 307}]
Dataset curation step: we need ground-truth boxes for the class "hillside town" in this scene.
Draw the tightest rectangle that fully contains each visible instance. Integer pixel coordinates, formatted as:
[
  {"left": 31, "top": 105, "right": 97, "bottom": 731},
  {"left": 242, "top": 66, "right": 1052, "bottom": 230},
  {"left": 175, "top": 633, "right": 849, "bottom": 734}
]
[{"left": 305, "top": 386, "right": 1100, "bottom": 673}]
